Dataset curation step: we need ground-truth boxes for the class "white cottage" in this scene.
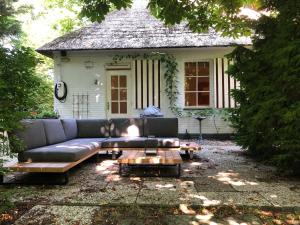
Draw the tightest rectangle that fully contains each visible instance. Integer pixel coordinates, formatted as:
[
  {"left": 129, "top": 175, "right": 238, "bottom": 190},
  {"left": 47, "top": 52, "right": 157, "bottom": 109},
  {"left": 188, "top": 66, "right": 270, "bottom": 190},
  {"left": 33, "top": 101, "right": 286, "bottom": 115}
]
[{"left": 37, "top": 5, "right": 251, "bottom": 138}]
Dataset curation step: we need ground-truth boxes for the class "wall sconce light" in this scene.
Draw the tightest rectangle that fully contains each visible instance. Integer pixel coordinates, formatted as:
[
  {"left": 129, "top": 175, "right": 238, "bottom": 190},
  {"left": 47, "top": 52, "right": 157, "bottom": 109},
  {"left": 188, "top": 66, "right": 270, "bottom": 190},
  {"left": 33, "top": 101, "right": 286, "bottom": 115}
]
[
  {"left": 94, "top": 79, "right": 103, "bottom": 86},
  {"left": 84, "top": 60, "right": 94, "bottom": 69}
]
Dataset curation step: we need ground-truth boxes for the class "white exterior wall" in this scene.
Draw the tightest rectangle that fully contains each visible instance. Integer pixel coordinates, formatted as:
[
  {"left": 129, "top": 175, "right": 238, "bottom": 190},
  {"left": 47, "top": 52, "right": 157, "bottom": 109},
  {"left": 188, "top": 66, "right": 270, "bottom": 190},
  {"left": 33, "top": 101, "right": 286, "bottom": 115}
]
[{"left": 53, "top": 47, "right": 235, "bottom": 134}]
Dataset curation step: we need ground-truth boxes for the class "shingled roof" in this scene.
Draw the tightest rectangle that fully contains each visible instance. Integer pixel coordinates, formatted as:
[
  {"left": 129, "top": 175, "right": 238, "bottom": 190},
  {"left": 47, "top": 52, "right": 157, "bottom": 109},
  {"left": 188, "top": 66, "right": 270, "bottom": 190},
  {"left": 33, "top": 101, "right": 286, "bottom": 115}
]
[{"left": 37, "top": 8, "right": 251, "bottom": 57}]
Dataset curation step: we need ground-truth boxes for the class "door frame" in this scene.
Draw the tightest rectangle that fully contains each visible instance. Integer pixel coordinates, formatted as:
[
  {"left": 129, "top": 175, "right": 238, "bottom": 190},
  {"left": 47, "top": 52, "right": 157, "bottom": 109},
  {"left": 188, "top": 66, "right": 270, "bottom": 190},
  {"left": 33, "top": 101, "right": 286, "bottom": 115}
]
[{"left": 106, "top": 70, "right": 132, "bottom": 118}]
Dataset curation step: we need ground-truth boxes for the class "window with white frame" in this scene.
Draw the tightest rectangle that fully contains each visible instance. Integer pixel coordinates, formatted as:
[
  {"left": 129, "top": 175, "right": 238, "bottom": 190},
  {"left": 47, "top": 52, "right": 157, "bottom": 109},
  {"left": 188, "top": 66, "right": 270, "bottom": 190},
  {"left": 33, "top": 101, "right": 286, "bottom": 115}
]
[{"left": 184, "top": 61, "right": 210, "bottom": 107}]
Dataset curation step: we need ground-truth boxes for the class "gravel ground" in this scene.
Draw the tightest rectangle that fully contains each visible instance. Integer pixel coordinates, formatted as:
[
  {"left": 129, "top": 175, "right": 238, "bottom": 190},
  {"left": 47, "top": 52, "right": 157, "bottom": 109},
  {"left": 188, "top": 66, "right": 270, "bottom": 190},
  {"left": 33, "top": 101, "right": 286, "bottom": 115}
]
[{"left": 1, "top": 140, "right": 299, "bottom": 225}]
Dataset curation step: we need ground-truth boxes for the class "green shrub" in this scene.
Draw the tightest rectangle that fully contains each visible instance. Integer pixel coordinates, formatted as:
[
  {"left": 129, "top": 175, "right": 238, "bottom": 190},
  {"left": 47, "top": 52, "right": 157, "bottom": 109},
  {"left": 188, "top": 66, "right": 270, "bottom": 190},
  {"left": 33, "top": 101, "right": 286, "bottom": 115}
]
[
  {"left": 228, "top": 0, "right": 300, "bottom": 175},
  {"left": 28, "top": 110, "right": 59, "bottom": 119}
]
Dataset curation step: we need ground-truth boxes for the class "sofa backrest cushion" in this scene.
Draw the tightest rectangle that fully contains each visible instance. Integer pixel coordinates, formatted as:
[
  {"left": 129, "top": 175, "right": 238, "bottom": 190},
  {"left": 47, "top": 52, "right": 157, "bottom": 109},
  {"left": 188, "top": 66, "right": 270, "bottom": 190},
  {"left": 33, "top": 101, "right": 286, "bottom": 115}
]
[
  {"left": 144, "top": 118, "right": 178, "bottom": 137},
  {"left": 15, "top": 120, "right": 47, "bottom": 150},
  {"left": 42, "top": 119, "right": 67, "bottom": 145},
  {"left": 61, "top": 119, "right": 78, "bottom": 140},
  {"left": 110, "top": 118, "right": 144, "bottom": 137},
  {"left": 77, "top": 119, "right": 110, "bottom": 138}
]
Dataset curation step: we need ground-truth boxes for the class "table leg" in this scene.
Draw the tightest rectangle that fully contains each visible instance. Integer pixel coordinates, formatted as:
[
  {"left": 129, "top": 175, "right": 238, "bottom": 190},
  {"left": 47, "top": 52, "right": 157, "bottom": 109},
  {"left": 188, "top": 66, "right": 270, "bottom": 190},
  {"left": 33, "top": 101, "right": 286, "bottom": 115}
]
[
  {"left": 189, "top": 151, "right": 194, "bottom": 159},
  {"left": 119, "top": 163, "right": 122, "bottom": 175},
  {"left": 177, "top": 164, "right": 181, "bottom": 177},
  {"left": 61, "top": 171, "right": 69, "bottom": 185},
  {"left": 93, "top": 153, "right": 100, "bottom": 163},
  {"left": 0, "top": 174, "right": 3, "bottom": 184},
  {"left": 112, "top": 151, "right": 116, "bottom": 160}
]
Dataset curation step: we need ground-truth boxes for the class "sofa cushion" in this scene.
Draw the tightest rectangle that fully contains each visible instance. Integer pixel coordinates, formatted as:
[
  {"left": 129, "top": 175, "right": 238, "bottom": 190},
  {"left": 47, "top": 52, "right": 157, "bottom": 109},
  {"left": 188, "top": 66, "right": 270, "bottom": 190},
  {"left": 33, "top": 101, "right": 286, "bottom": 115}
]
[
  {"left": 77, "top": 119, "right": 110, "bottom": 138},
  {"left": 15, "top": 120, "right": 47, "bottom": 150},
  {"left": 110, "top": 118, "right": 144, "bottom": 137},
  {"left": 17, "top": 139, "right": 103, "bottom": 162},
  {"left": 101, "top": 137, "right": 147, "bottom": 148},
  {"left": 156, "top": 138, "right": 180, "bottom": 148},
  {"left": 144, "top": 118, "right": 178, "bottom": 137},
  {"left": 61, "top": 119, "right": 78, "bottom": 140},
  {"left": 64, "top": 138, "right": 107, "bottom": 149},
  {"left": 42, "top": 119, "right": 67, "bottom": 145}
]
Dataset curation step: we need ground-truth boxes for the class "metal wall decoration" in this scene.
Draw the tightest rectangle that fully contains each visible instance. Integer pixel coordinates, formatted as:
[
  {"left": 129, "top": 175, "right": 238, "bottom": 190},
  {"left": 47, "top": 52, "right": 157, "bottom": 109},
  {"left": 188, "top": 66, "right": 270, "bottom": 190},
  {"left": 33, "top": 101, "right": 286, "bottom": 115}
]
[{"left": 72, "top": 93, "right": 89, "bottom": 119}]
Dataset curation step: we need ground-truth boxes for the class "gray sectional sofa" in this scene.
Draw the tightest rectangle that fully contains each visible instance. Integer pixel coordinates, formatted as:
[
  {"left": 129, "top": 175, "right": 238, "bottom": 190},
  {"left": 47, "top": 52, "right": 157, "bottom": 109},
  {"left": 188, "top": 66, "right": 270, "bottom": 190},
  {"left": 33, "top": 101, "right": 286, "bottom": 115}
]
[
  {"left": 10, "top": 118, "right": 179, "bottom": 183},
  {"left": 17, "top": 119, "right": 109, "bottom": 163}
]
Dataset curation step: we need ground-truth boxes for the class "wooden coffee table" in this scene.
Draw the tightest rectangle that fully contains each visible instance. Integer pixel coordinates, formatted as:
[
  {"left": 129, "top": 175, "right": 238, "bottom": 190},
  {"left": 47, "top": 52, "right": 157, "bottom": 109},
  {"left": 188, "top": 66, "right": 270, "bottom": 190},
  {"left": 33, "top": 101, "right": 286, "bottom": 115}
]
[{"left": 117, "top": 150, "right": 182, "bottom": 177}]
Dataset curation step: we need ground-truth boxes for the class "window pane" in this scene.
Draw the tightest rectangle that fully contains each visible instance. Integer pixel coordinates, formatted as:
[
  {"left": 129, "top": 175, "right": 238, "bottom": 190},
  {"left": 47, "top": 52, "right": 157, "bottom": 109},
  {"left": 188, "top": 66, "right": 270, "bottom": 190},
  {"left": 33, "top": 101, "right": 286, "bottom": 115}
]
[
  {"left": 198, "top": 62, "right": 209, "bottom": 76},
  {"left": 198, "top": 77, "right": 209, "bottom": 91},
  {"left": 185, "top": 77, "right": 197, "bottom": 91},
  {"left": 185, "top": 62, "right": 197, "bottom": 76},
  {"left": 185, "top": 93, "right": 197, "bottom": 106},
  {"left": 198, "top": 92, "right": 210, "bottom": 106},
  {"left": 111, "top": 102, "right": 119, "bottom": 114},
  {"left": 120, "top": 89, "right": 127, "bottom": 100},
  {"left": 111, "top": 89, "right": 118, "bottom": 100},
  {"left": 111, "top": 76, "right": 118, "bottom": 88},
  {"left": 120, "top": 102, "right": 127, "bottom": 114},
  {"left": 119, "top": 76, "right": 127, "bottom": 87}
]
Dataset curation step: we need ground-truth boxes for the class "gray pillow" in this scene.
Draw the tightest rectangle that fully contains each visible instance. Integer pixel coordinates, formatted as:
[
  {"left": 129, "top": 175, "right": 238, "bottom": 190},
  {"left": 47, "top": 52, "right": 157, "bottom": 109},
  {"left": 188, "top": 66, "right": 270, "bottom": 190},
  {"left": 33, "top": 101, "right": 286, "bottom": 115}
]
[
  {"left": 77, "top": 119, "right": 110, "bottom": 138},
  {"left": 144, "top": 118, "right": 178, "bottom": 137},
  {"left": 61, "top": 119, "right": 78, "bottom": 140},
  {"left": 42, "top": 119, "right": 67, "bottom": 145},
  {"left": 15, "top": 120, "right": 47, "bottom": 150},
  {"left": 110, "top": 118, "right": 144, "bottom": 137}
]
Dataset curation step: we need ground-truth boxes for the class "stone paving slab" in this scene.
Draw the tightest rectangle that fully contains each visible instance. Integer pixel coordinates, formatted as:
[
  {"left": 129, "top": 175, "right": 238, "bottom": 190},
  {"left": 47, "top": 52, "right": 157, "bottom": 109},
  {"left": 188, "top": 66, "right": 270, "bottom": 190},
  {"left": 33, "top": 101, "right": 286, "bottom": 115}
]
[
  {"left": 260, "top": 191, "right": 300, "bottom": 208},
  {"left": 231, "top": 181, "right": 294, "bottom": 193},
  {"left": 14, "top": 205, "right": 100, "bottom": 225},
  {"left": 192, "top": 177, "right": 236, "bottom": 192},
  {"left": 137, "top": 180, "right": 185, "bottom": 205},
  {"left": 136, "top": 188, "right": 185, "bottom": 205},
  {"left": 68, "top": 183, "right": 140, "bottom": 205},
  {"left": 185, "top": 192, "right": 272, "bottom": 207}
]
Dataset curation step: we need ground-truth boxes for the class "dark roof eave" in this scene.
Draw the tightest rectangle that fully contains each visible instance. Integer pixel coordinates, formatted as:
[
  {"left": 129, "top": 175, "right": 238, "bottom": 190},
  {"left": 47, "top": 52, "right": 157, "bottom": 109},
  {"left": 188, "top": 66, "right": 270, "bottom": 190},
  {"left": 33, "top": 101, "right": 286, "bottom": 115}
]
[{"left": 36, "top": 44, "right": 251, "bottom": 58}]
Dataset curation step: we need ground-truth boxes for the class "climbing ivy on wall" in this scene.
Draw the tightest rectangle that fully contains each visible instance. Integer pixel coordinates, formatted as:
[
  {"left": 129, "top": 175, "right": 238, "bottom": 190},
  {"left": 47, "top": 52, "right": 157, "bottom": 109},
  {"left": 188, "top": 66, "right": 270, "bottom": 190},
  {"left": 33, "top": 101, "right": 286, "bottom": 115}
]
[
  {"left": 113, "top": 52, "right": 182, "bottom": 116},
  {"left": 113, "top": 52, "right": 227, "bottom": 119}
]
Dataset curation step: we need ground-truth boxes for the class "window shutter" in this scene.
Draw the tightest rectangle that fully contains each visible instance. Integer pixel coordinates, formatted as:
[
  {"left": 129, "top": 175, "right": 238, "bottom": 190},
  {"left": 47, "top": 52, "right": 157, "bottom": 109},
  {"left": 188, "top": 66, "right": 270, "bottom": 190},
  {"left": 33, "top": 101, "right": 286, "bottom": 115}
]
[
  {"left": 214, "top": 58, "right": 239, "bottom": 108},
  {"left": 134, "top": 60, "right": 161, "bottom": 109}
]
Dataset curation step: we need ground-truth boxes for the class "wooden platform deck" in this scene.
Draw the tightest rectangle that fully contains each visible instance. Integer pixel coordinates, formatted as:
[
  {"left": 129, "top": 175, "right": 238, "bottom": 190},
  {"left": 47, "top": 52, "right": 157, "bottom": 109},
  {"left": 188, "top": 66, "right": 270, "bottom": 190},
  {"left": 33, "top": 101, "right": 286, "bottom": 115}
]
[{"left": 3, "top": 148, "right": 99, "bottom": 173}]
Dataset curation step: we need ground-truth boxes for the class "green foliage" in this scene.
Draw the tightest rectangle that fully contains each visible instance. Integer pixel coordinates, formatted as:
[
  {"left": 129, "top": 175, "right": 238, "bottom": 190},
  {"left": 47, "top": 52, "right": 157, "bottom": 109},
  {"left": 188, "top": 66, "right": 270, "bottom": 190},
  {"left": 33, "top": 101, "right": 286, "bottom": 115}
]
[
  {"left": 80, "top": 0, "right": 133, "bottom": 22},
  {"left": 0, "top": 0, "right": 21, "bottom": 39},
  {"left": 29, "top": 110, "right": 59, "bottom": 119},
  {"left": 45, "top": 0, "right": 88, "bottom": 34},
  {"left": 0, "top": 0, "right": 54, "bottom": 175},
  {"left": 0, "top": 191, "right": 15, "bottom": 215},
  {"left": 79, "top": 0, "right": 258, "bottom": 37},
  {"left": 227, "top": 0, "right": 300, "bottom": 175},
  {"left": 0, "top": 46, "right": 49, "bottom": 153}
]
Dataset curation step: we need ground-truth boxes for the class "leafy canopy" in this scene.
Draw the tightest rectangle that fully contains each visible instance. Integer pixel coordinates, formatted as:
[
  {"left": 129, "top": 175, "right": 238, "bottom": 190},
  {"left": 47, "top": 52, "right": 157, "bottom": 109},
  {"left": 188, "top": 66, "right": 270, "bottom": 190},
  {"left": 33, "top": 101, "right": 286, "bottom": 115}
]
[
  {"left": 0, "top": 0, "right": 54, "bottom": 170},
  {"left": 78, "top": 0, "right": 261, "bottom": 37}
]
